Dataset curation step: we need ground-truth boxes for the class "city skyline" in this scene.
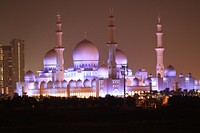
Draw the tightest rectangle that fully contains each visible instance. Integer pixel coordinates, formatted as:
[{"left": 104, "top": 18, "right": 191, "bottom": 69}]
[{"left": 0, "top": 0, "right": 200, "bottom": 79}]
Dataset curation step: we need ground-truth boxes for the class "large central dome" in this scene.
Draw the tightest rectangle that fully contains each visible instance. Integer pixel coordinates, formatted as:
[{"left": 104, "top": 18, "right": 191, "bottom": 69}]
[
  {"left": 73, "top": 39, "right": 99, "bottom": 69},
  {"left": 73, "top": 39, "right": 99, "bottom": 61}
]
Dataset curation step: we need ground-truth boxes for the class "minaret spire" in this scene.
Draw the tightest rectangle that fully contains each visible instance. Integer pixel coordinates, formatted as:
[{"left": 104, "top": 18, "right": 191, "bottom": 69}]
[
  {"left": 107, "top": 8, "right": 117, "bottom": 79},
  {"left": 56, "top": 14, "right": 63, "bottom": 47},
  {"left": 54, "top": 14, "right": 65, "bottom": 81},
  {"left": 108, "top": 8, "right": 116, "bottom": 44},
  {"left": 155, "top": 15, "right": 165, "bottom": 78}
]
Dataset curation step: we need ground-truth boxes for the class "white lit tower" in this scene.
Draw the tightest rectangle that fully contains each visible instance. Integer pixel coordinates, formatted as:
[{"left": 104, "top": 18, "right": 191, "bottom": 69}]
[
  {"left": 54, "top": 15, "right": 65, "bottom": 81},
  {"left": 107, "top": 8, "right": 117, "bottom": 79},
  {"left": 155, "top": 16, "right": 165, "bottom": 78}
]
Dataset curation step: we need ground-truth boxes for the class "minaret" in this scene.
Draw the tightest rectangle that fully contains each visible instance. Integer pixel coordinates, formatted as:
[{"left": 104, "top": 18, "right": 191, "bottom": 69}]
[
  {"left": 155, "top": 15, "right": 165, "bottom": 78},
  {"left": 107, "top": 8, "right": 117, "bottom": 79},
  {"left": 54, "top": 14, "right": 65, "bottom": 81}
]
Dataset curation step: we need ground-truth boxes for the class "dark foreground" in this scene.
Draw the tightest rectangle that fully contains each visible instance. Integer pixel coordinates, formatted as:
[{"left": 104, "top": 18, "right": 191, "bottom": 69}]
[
  {"left": 0, "top": 107, "right": 199, "bottom": 132},
  {"left": 0, "top": 96, "right": 200, "bottom": 132}
]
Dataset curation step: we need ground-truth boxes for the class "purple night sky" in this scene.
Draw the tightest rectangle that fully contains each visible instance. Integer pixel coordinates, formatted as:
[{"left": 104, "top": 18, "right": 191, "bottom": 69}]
[{"left": 0, "top": 0, "right": 200, "bottom": 79}]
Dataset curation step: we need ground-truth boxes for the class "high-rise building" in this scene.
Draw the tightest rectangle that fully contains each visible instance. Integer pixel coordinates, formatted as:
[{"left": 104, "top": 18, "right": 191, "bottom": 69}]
[
  {"left": 0, "top": 39, "right": 25, "bottom": 96},
  {"left": 0, "top": 45, "right": 12, "bottom": 95},
  {"left": 10, "top": 39, "right": 25, "bottom": 95}
]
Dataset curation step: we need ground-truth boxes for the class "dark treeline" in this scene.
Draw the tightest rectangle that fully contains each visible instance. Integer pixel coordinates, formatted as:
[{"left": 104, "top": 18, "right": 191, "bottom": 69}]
[
  {"left": 168, "top": 95, "right": 200, "bottom": 108},
  {"left": 1, "top": 95, "right": 200, "bottom": 110},
  {"left": 0, "top": 95, "right": 137, "bottom": 110}
]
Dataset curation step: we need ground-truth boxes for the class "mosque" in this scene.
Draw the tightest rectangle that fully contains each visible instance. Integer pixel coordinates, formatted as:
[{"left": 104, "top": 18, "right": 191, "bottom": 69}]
[{"left": 16, "top": 9, "right": 200, "bottom": 98}]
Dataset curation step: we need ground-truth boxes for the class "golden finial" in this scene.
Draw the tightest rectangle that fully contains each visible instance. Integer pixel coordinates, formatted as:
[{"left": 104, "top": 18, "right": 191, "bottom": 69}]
[
  {"left": 109, "top": 8, "right": 114, "bottom": 16},
  {"left": 84, "top": 32, "right": 87, "bottom": 39},
  {"left": 158, "top": 14, "right": 161, "bottom": 23},
  {"left": 57, "top": 14, "right": 61, "bottom": 22}
]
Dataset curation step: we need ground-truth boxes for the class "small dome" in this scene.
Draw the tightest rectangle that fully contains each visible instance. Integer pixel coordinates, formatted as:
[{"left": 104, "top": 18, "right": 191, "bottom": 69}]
[
  {"left": 61, "top": 80, "right": 68, "bottom": 88},
  {"left": 91, "top": 79, "right": 96, "bottom": 87},
  {"left": 135, "top": 69, "right": 142, "bottom": 77},
  {"left": 84, "top": 79, "right": 91, "bottom": 87},
  {"left": 98, "top": 63, "right": 108, "bottom": 78},
  {"left": 43, "top": 48, "right": 57, "bottom": 69},
  {"left": 40, "top": 81, "right": 47, "bottom": 89},
  {"left": 179, "top": 73, "right": 184, "bottom": 78},
  {"left": 145, "top": 77, "right": 152, "bottom": 86},
  {"left": 164, "top": 65, "right": 176, "bottom": 77},
  {"left": 76, "top": 79, "right": 83, "bottom": 88},
  {"left": 24, "top": 70, "right": 35, "bottom": 82},
  {"left": 34, "top": 81, "right": 39, "bottom": 89},
  {"left": 47, "top": 81, "right": 53, "bottom": 88},
  {"left": 133, "top": 78, "right": 139, "bottom": 86},
  {"left": 54, "top": 80, "right": 61, "bottom": 88},
  {"left": 149, "top": 73, "right": 153, "bottom": 78},
  {"left": 69, "top": 80, "right": 76, "bottom": 88},
  {"left": 72, "top": 39, "right": 99, "bottom": 69},
  {"left": 188, "top": 73, "right": 192, "bottom": 78},
  {"left": 115, "top": 49, "right": 127, "bottom": 66}
]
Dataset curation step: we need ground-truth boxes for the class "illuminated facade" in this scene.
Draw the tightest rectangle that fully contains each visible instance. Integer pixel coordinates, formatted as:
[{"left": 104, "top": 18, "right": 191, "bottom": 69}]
[
  {"left": 0, "top": 39, "right": 25, "bottom": 96},
  {"left": 16, "top": 10, "right": 200, "bottom": 98}
]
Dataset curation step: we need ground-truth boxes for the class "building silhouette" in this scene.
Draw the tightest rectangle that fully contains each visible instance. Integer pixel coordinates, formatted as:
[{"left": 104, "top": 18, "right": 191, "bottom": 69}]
[{"left": 0, "top": 39, "right": 25, "bottom": 96}]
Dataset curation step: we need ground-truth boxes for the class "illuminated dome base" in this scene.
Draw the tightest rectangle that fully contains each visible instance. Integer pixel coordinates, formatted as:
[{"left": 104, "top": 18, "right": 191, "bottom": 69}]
[{"left": 72, "top": 39, "right": 99, "bottom": 69}]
